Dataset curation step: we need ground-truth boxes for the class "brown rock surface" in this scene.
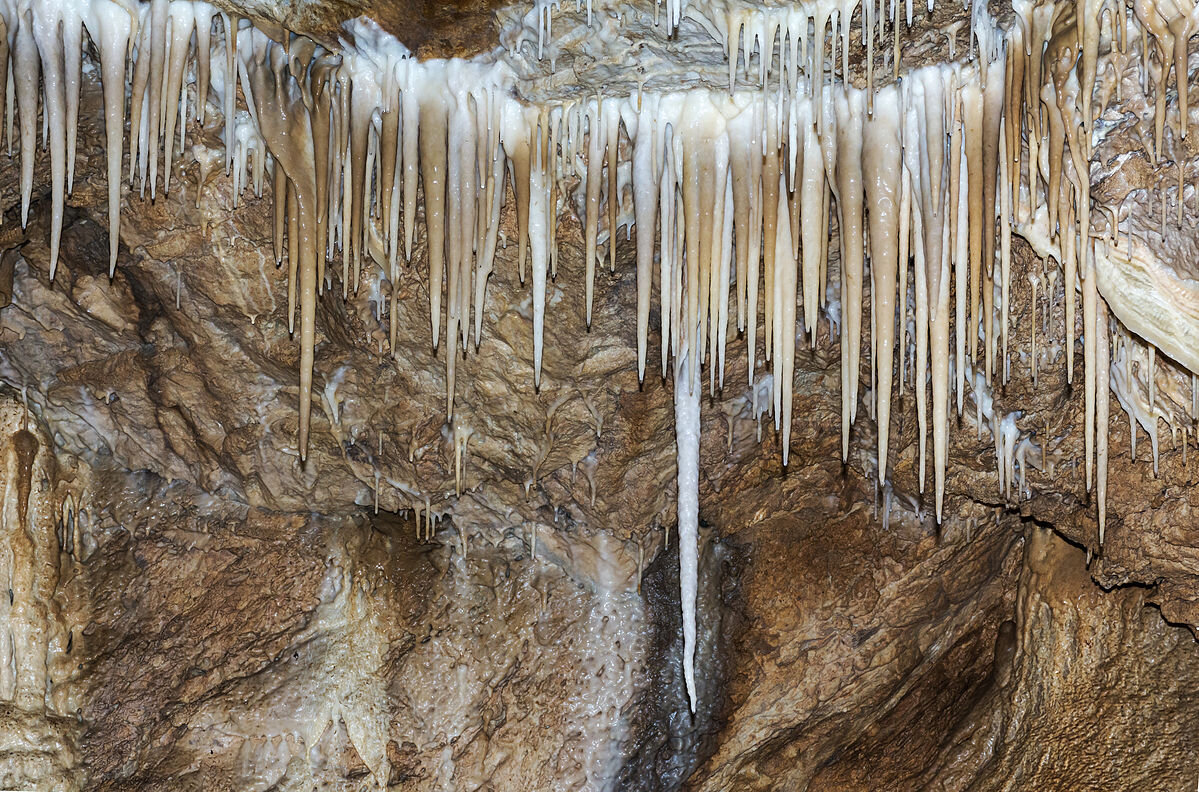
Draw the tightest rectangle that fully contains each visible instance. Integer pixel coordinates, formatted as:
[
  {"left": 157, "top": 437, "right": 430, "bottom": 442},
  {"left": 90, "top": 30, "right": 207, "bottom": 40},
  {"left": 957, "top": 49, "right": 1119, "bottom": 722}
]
[{"left": 2, "top": 1, "right": 1199, "bottom": 790}]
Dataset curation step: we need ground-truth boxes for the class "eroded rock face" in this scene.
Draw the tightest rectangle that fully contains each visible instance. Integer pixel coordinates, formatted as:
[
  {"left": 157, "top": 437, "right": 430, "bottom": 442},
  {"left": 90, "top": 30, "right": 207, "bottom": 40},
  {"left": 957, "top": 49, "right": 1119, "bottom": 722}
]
[
  {"left": 68, "top": 493, "right": 647, "bottom": 791},
  {"left": 3, "top": 0, "right": 1199, "bottom": 790},
  {"left": 808, "top": 527, "right": 1199, "bottom": 791}
]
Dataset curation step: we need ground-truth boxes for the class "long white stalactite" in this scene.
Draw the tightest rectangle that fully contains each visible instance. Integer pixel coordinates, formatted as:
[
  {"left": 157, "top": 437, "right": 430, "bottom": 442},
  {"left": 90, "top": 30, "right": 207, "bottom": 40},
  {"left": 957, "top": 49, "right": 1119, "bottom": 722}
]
[
  {"left": 2, "top": 0, "right": 1198, "bottom": 711},
  {"left": 674, "top": 345, "right": 701, "bottom": 714}
]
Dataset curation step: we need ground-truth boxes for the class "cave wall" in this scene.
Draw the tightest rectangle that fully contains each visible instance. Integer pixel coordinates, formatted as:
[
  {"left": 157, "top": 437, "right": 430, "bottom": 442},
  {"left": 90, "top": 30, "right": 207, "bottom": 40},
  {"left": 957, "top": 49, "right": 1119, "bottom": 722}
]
[{"left": 2, "top": 0, "right": 1199, "bottom": 789}]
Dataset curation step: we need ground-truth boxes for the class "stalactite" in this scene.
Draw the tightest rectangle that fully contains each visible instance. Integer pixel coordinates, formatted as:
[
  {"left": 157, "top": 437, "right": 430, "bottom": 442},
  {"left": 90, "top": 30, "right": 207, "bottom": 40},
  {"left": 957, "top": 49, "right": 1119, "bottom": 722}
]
[
  {"left": 605, "top": 99, "right": 620, "bottom": 275},
  {"left": 835, "top": 89, "right": 865, "bottom": 462},
  {"left": 160, "top": 0, "right": 193, "bottom": 194},
  {"left": 584, "top": 101, "right": 603, "bottom": 326},
  {"left": 1097, "top": 297, "right": 1110, "bottom": 545},
  {"left": 963, "top": 79, "right": 983, "bottom": 367},
  {"left": 981, "top": 50, "right": 1005, "bottom": 383},
  {"left": 633, "top": 99, "right": 659, "bottom": 381},
  {"left": 91, "top": 0, "right": 138, "bottom": 274},
  {"left": 5, "top": 6, "right": 1199, "bottom": 714},
  {"left": 864, "top": 84, "right": 902, "bottom": 482},
  {"left": 674, "top": 348, "right": 700, "bottom": 715},
  {"left": 951, "top": 87, "right": 968, "bottom": 416}
]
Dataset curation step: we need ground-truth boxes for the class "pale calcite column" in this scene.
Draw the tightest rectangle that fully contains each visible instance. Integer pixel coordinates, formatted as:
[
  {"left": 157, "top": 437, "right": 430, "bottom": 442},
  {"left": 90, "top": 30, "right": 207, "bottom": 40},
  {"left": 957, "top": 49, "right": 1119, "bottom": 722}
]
[
  {"left": 0, "top": 395, "right": 80, "bottom": 790},
  {"left": 0, "top": 396, "right": 65, "bottom": 713}
]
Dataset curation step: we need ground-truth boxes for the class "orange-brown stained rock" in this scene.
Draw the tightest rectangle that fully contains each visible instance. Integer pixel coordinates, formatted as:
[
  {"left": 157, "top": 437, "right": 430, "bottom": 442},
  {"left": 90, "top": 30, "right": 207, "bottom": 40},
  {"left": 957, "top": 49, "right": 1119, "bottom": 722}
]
[
  {"left": 204, "top": 0, "right": 509, "bottom": 58},
  {"left": 12, "top": 428, "right": 37, "bottom": 527}
]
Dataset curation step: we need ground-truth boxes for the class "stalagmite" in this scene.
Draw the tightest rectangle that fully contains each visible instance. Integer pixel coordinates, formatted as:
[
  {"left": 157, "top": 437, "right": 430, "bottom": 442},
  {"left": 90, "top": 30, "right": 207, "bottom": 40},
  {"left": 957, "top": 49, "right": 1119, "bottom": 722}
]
[{"left": 13, "top": 426, "right": 36, "bottom": 527}]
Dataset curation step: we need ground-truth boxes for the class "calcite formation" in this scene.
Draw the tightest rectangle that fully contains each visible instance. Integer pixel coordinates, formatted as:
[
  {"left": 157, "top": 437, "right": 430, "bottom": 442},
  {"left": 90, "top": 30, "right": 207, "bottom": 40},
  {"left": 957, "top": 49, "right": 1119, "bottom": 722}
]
[
  {"left": 0, "top": 398, "right": 82, "bottom": 791},
  {"left": 1, "top": 0, "right": 1199, "bottom": 787}
]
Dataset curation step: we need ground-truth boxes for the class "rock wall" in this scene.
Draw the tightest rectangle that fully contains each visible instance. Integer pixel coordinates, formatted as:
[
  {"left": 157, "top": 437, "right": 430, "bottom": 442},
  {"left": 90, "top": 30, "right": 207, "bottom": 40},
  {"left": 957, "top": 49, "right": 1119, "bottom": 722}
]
[{"left": 1, "top": 0, "right": 1199, "bottom": 789}]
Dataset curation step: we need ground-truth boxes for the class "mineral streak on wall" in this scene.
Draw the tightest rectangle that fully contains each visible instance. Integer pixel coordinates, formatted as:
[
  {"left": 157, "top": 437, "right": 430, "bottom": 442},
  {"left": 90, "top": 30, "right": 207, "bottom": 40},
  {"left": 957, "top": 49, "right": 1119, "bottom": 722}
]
[{"left": 0, "top": 0, "right": 1194, "bottom": 711}]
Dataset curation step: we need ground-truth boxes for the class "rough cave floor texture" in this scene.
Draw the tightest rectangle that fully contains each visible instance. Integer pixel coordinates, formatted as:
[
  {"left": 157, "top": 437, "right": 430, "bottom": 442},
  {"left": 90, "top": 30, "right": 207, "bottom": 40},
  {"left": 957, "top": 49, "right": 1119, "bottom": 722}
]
[{"left": 5, "top": 0, "right": 1199, "bottom": 788}]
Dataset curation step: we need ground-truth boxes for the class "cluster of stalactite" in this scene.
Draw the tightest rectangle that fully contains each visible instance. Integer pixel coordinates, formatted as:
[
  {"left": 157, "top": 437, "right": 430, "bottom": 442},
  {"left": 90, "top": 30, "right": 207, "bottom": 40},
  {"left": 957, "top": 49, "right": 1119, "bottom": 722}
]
[{"left": 2, "top": 0, "right": 1197, "bottom": 712}]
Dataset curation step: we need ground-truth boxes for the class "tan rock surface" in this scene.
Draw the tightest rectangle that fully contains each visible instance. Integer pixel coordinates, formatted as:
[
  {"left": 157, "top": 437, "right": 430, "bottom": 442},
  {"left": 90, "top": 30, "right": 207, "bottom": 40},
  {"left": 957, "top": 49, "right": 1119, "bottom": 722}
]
[{"left": 2, "top": 1, "right": 1199, "bottom": 790}]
